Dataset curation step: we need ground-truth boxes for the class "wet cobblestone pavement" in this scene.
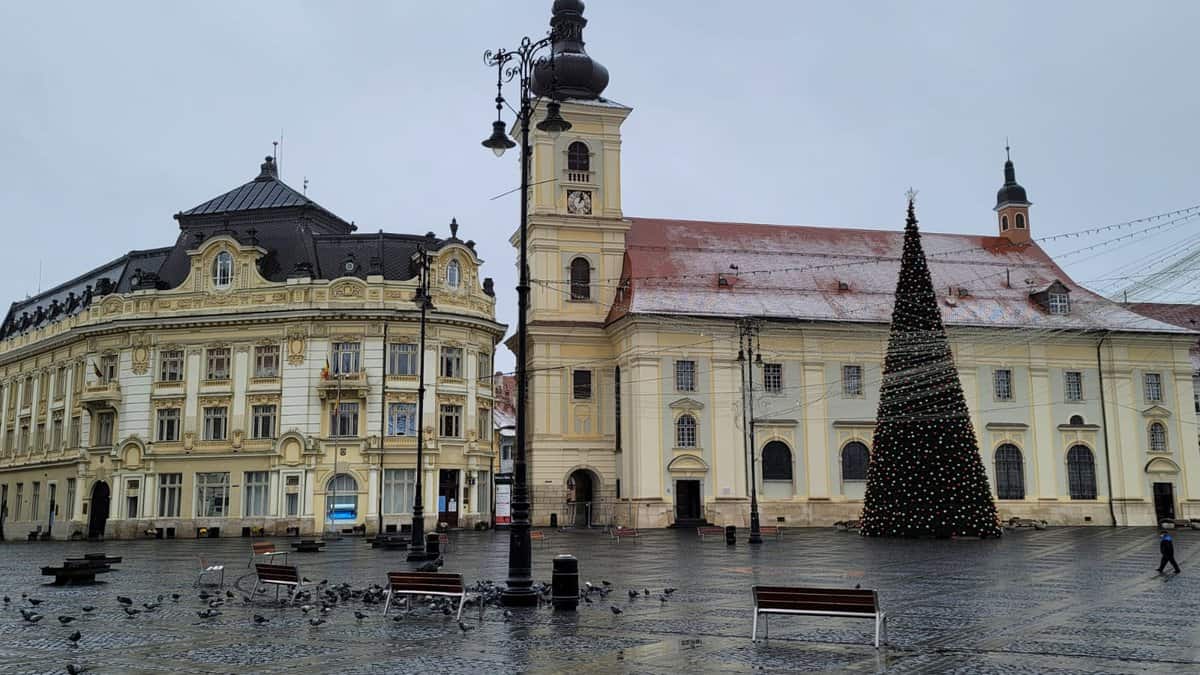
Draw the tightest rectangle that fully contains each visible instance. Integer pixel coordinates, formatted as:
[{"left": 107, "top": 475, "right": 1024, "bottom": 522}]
[{"left": 0, "top": 527, "right": 1195, "bottom": 673}]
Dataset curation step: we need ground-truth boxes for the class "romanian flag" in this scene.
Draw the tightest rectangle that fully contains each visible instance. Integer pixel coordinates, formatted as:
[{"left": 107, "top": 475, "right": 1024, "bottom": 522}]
[
  {"left": 321, "top": 358, "right": 330, "bottom": 381},
  {"left": 92, "top": 361, "right": 103, "bottom": 380}
]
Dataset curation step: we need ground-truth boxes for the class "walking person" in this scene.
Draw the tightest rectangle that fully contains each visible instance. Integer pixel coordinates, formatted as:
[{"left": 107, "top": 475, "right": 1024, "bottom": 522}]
[{"left": 1158, "top": 530, "right": 1181, "bottom": 574}]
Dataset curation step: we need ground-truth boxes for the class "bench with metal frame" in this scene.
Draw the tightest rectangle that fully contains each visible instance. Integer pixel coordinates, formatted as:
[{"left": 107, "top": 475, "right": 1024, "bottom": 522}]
[
  {"left": 196, "top": 557, "right": 225, "bottom": 587},
  {"left": 290, "top": 539, "right": 326, "bottom": 553},
  {"left": 248, "top": 541, "right": 289, "bottom": 567},
  {"left": 610, "top": 527, "right": 640, "bottom": 543},
  {"left": 42, "top": 560, "right": 112, "bottom": 585},
  {"left": 751, "top": 585, "right": 886, "bottom": 648},
  {"left": 696, "top": 526, "right": 725, "bottom": 540},
  {"left": 252, "top": 563, "right": 304, "bottom": 604},
  {"left": 757, "top": 525, "right": 785, "bottom": 540},
  {"left": 383, "top": 572, "right": 466, "bottom": 620}
]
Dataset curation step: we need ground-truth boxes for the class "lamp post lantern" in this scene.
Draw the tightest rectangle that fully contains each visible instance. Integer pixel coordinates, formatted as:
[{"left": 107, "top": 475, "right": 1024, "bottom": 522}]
[
  {"left": 406, "top": 247, "right": 437, "bottom": 561},
  {"left": 482, "top": 34, "right": 569, "bottom": 607}
]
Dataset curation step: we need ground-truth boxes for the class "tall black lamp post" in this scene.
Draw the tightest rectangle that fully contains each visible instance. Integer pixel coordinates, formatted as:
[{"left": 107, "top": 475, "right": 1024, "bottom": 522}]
[
  {"left": 481, "top": 34, "right": 570, "bottom": 607},
  {"left": 738, "top": 319, "right": 764, "bottom": 545},
  {"left": 406, "top": 247, "right": 437, "bottom": 561}
]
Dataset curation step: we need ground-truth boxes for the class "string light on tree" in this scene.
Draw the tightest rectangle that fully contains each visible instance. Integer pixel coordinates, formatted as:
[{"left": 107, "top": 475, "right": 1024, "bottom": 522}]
[{"left": 860, "top": 193, "right": 1002, "bottom": 539}]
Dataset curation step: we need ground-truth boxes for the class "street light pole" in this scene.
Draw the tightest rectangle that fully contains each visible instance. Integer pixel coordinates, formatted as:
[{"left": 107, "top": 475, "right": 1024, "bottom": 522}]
[
  {"left": 482, "top": 35, "right": 570, "bottom": 607},
  {"left": 739, "top": 319, "right": 763, "bottom": 545},
  {"left": 407, "top": 247, "right": 436, "bottom": 561}
]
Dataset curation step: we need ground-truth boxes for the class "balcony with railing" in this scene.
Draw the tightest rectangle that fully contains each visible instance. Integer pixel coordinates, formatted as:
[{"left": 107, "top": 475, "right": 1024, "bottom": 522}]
[
  {"left": 79, "top": 381, "right": 121, "bottom": 411},
  {"left": 316, "top": 371, "right": 370, "bottom": 400}
]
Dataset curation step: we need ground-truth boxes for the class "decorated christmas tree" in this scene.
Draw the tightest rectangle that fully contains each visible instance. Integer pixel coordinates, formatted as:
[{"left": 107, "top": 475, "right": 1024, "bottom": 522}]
[{"left": 860, "top": 196, "right": 1001, "bottom": 538}]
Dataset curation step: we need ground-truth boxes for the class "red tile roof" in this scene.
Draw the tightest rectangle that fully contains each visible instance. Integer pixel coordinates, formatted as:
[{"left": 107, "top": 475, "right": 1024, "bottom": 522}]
[{"left": 608, "top": 218, "right": 1190, "bottom": 334}]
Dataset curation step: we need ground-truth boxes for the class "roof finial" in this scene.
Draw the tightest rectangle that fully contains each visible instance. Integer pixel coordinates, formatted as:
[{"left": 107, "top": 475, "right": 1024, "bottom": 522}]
[
  {"left": 257, "top": 155, "right": 278, "bottom": 180},
  {"left": 1005, "top": 137, "right": 1010, "bottom": 161},
  {"left": 449, "top": 217, "right": 459, "bottom": 239}
]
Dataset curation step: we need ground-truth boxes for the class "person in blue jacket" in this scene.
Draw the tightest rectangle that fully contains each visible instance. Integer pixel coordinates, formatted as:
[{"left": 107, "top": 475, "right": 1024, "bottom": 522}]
[{"left": 1158, "top": 530, "right": 1181, "bottom": 574}]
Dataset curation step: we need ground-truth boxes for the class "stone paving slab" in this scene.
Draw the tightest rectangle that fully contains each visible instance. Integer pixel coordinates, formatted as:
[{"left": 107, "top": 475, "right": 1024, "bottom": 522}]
[{"left": 0, "top": 526, "right": 1195, "bottom": 673}]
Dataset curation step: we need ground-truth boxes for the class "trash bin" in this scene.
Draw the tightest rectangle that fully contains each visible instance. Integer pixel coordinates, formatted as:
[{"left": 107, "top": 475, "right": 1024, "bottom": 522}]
[
  {"left": 725, "top": 525, "right": 737, "bottom": 546},
  {"left": 426, "top": 532, "right": 440, "bottom": 556},
  {"left": 551, "top": 554, "right": 579, "bottom": 611},
  {"left": 550, "top": 513, "right": 558, "bottom": 529}
]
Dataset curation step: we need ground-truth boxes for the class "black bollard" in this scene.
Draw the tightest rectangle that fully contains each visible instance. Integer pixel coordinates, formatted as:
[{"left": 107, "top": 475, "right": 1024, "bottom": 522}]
[
  {"left": 549, "top": 513, "right": 558, "bottom": 529},
  {"left": 551, "top": 554, "right": 579, "bottom": 611},
  {"left": 725, "top": 525, "right": 737, "bottom": 546},
  {"left": 425, "top": 532, "right": 440, "bottom": 557}
]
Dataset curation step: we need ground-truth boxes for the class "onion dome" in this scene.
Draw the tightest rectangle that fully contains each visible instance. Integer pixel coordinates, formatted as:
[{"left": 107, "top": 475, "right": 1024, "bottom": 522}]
[
  {"left": 995, "top": 146, "right": 1030, "bottom": 207},
  {"left": 531, "top": 0, "right": 609, "bottom": 100}
]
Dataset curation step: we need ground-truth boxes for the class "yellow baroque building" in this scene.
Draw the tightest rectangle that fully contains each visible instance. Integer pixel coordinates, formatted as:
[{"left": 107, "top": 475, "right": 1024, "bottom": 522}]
[
  {"left": 0, "top": 156, "right": 504, "bottom": 540},
  {"left": 516, "top": 2, "right": 1200, "bottom": 529}
]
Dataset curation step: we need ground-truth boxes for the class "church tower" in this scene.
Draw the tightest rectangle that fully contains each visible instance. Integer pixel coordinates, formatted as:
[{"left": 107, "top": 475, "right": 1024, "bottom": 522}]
[{"left": 995, "top": 146, "right": 1032, "bottom": 244}]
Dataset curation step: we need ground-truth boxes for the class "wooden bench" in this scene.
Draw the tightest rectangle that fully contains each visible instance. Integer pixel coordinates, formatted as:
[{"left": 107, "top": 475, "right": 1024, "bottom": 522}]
[
  {"left": 252, "top": 563, "right": 304, "bottom": 603},
  {"left": 289, "top": 539, "right": 326, "bottom": 553},
  {"left": 610, "top": 527, "right": 640, "bottom": 543},
  {"left": 248, "top": 541, "right": 289, "bottom": 566},
  {"left": 758, "top": 525, "right": 785, "bottom": 540},
  {"left": 529, "top": 530, "right": 549, "bottom": 547},
  {"left": 42, "top": 561, "right": 111, "bottom": 585},
  {"left": 752, "top": 585, "right": 886, "bottom": 647},
  {"left": 697, "top": 526, "right": 726, "bottom": 540},
  {"left": 383, "top": 572, "right": 466, "bottom": 619}
]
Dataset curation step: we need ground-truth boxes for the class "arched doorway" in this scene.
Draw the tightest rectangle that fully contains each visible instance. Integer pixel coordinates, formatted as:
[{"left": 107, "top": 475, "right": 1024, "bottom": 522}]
[
  {"left": 87, "top": 481, "right": 110, "bottom": 540},
  {"left": 567, "top": 469, "right": 595, "bottom": 528}
]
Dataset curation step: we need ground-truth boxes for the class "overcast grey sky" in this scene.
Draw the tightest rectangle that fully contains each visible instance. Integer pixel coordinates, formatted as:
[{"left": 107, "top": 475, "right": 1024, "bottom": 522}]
[{"left": 2, "top": 1, "right": 1198, "bottom": 371}]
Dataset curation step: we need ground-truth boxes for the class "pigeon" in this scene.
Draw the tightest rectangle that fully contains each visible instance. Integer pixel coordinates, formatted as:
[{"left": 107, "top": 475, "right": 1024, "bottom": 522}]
[
  {"left": 23, "top": 612, "right": 44, "bottom": 623},
  {"left": 301, "top": 605, "right": 313, "bottom": 614},
  {"left": 27, "top": 598, "right": 44, "bottom": 606},
  {"left": 309, "top": 617, "right": 325, "bottom": 627},
  {"left": 854, "top": 583, "right": 861, "bottom": 590},
  {"left": 2, "top": 596, "right": 9, "bottom": 604},
  {"left": 68, "top": 630, "right": 81, "bottom": 644},
  {"left": 457, "top": 620, "right": 473, "bottom": 633},
  {"left": 627, "top": 590, "right": 638, "bottom": 600},
  {"left": 116, "top": 597, "right": 132, "bottom": 606},
  {"left": 643, "top": 589, "right": 650, "bottom": 596},
  {"left": 242, "top": 595, "right": 252, "bottom": 604},
  {"left": 122, "top": 607, "right": 141, "bottom": 617},
  {"left": 170, "top": 593, "right": 181, "bottom": 602},
  {"left": 81, "top": 606, "right": 95, "bottom": 613},
  {"left": 610, "top": 606, "right": 622, "bottom": 615},
  {"left": 66, "top": 664, "right": 88, "bottom": 675},
  {"left": 143, "top": 602, "right": 160, "bottom": 611},
  {"left": 601, "top": 580, "right": 612, "bottom": 587},
  {"left": 354, "top": 611, "right": 367, "bottom": 621},
  {"left": 208, "top": 600, "right": 224, "bottom": 609},
  {"left": 664, "top": 588, "right": 677, "bottom": 595},
  {"left": 417, "top": 559, "right": 443, "bottom": 573},
  {"left": 58, "top": 616, "right": 77, "bottom": 625},
  {"left": 253, "top": 614, "right": 269, "bottom": 625},
  {"left": 197, "top": 609, "right": 221, "bottom": 619},
  {"left": 659, "top": 595, "right": 668, "bottom": 603},
  {"left": 583, "top": 595, "right": 593, "bottom": 604},
  {"left": 197, "top": 592, "right": 211, "bottom": 600},
  {"left": 226, "top": 590, "right": 235, "bottom": 599},
  {"left": 503, "top": 610, "right": 514, "bottom": 622}
]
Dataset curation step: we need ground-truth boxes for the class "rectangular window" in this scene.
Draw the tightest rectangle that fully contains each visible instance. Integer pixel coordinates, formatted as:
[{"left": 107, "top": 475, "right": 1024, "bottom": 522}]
[
  {"left": 244, "top": 471, "right": 270, "bottom": 517},
  {"left": 156, "top": 408, "right": 181, "bottom": 442},
  {"left": 382, "top": 468, "right": 416, "bottom": 515},
  {"left": 14, "top": 483, "right": 22, "bottom": 520},
  {"left": 675, "top": 360, "right": 696, "bottom": 392},
  {"left": 330, "top": 402, "right": 359, "bottom": 438},
  {"left": 206, "top": 348, "right": 230, "bottom": 380},
  {"left": 19, "top": 420, "right": 29, "bottom": 452},
  {"left": 22, "top": 377, "right": 32, "bottom": 407},
  {"left": 477, "top": 408, "right": 491, "bottom": 442},
  {"left": 842, "top": 364, "right": 863, "bottom": 397},
  {"left": 65, "top": 478, "right": 76, "bottom": 519},
  {"left": 34, "top": 423, "right": 44, "bottom": 452},
  {"left": 572, "top": 369, "right": 592, "bottom": 400},
  {"left": 439, "top": 404, "right": 462, "bottom": 438},
  {"left": 332, "top": 342, "right": 361, "bottom": 375},
  {"left": 100, "top": 354, "right": 118, "bottom": 384},
  {"left": 284, "top": 474, "right": 300, "bottom": 517},
  {"left": 124, "top": 479, "right": 139, "bottom": 519},
  {"left": 1144, "top": 372, "right": 1163, "bottom": 403},
  {"left": 69, "top": 416, "right": 80, "bottom": 449},
  {"left": 440, "top": 347, "right": 463, "bottom": 378},
  {"left": 31, "top": 481, "right": 40, "bottom": 521},
  {"left": 1064, "top": 371, "right": 1084, "bottom": 402},
  {"left": 202, "top": 406, "right": 228, "bottom": 441},
  {"left": 254, "top": 345, "right": 280, "bottom": 378},
  {"left": 158, "top": 473, "right": 181, "bottom": 517},
  {"left": 159, "top": 350, "right": 184, "bottom": 382},
  {"left": 196, "top": 472, "right": 230, "bottom": 517},
  {"left": 50, "top": 412, "right": 63, "bottom": 450},
  {"left": 762, "top": 363, "right": 783, "bottom": 394},
  {"left": 477, "top": 352, "right": 491, "bottom": 382},
  {"left": 388, "top": 343, "right": 418, "bottom": 376},
  {"left": 387, "top": 402, "right": 417, "bottom": 437},
  {"left": 1048, "top": 293, "right": 1070, "bottom": 315},
  {"left": 74, "top": 363, "right": 84, "bottom": 394},
  {"left": 54, "top": 367, "right": 66, "bottom": 399},
  {"left": 251, "top": 404, "right": 277, "bottom": 439},
  {"left": 4, "top": 429, "right": 12, "bottom": 453},
  {"left": 993, "top": 369, "right": 1013, "bottom": 401},
  {"left": 96, "top": 412, "right": 115, "bottom": 446}
]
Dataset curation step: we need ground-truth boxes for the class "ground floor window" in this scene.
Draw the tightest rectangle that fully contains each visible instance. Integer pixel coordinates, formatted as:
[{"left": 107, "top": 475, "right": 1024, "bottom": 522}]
[
  {"left": 158, "top": 473, "right": 181, "bottom": 517},
  {"left": 382, "top": 469, "right": 416, "bottom": 515},
  {"left": 124, "top": 479, "right": 139, "bottom": 519},
  {"left": 478, "top": 471, "right": 490, "bottom": 516},
  {"left": 284, "top": 474, "right": 301, "bottom": 516},
  {"left": 995, "top": 444, "right": 1025, "bottom": 500},
  {"left": 244, "top": 471, "right": 270, "bottom": 516},
  {"left": 196, "top": 472, "right": 230, "bottom": 517},
  {"left": 326, "top": 474, "right": 358, "bottom": 520},
  {"left": 31, "top": 481, "right": 40, "bottom": 521},
  {"left": 65, "top": 478, "right": 76, "bottom": 519},
  {"left": 1067, "top": 446, "right": 1097, "bottom": 500},
  {"left": 841, "top": 442, "right": 869, "bottom": 481}
]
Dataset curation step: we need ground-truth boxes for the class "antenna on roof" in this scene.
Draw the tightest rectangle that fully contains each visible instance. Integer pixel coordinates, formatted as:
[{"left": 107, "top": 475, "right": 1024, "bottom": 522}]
[
  {"left": 1005, "top": 136, "right": 1011, "bottom": 161},
  {"left": 37, "top": 260, "right": 42, "bottom": 294},
  {"left": 303, "top": 176, "right": 309, "bottom": 196},
  {"left": 275, "top": 130, "right": 284, "bottom": 177}
]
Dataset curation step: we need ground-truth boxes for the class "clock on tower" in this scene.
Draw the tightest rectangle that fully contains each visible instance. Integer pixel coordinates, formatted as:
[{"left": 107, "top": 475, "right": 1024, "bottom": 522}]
[{"left": 566, "top": 190, "right": 592, "bottom": 215}]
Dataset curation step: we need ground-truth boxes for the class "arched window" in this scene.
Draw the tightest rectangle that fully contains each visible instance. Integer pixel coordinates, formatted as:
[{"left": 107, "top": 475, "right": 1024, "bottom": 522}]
[
  {"left": 1069, "top": 414, "right": 1085, "bottom": 426},
  {"left": 1067, "top": 445, "right": 1097, "bottom": 500},
  {"left": 569, "top": 257, "right": 591, "bottom": 301},
  {"left": 1149, "top": 422, "right": 1168, "bottom": 453},
  {"left": 841, "top": 441, "right": 869, "bottom": 481},
  {"left": 675, "top": 414, "right": 696, "bottom": 448},
  {"left": 326, "top": 473, "right": 359, "bottom": 520},
  {"left": 567, "top": 142, "right": 590, "bottom": 172},
  {"left": 1015, "top": 213, "right": 1026, "bottom": 229},
  {"left": 446, "top": 260, "right": 460, "bottom": 288},
  {"left": 212, "top": 251, "right": 233, "bottom": 288},
  {"left": 1001, "top": 215, "right": 1009, "bottom": 231},
  {"left": 994, "top": 444, "right": 1025, "bottom": 500},
  {"left": 761, "top": 441, "right": 793, "bottom": 481}
]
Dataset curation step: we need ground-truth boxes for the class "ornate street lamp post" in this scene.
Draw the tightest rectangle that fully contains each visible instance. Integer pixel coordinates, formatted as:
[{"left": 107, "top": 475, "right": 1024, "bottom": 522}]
[
  {"left": 738, "top": 319, "right": 764, "bottom": 545},
  {"left": 482, "top": 34, "right": 570, "bottom": 607},
  {"left": 406, "top": 247, "right": 437, "bottom": 561}
]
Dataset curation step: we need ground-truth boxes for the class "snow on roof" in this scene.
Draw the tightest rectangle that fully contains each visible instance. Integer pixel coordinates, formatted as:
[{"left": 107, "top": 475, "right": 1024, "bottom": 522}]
[{"left": 610, "top": 218, "right": 1192, "bottom": 335}]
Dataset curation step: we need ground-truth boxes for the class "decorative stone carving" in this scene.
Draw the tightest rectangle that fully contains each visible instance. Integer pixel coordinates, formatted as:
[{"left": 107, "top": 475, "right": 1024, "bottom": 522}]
[
  {"left": 247, "top": 394, "right": 280, "bottom": 406},
  {"left": 331, "top": 282, "right": 364, "bottom": 299},
  {"left": 385, "top": 392, "right": 418, "bottom": 403},
  {"left": 439, "top": 394, "right": 466, "bottom": 405},
  {"left": 183, "top": 432, "right": 195, "bottom": 451},
  {"left": 198, "top": 396, "right": 231, "bottom": 407},
  {"left": 131, "top": 335, "right": 151, "bottom": 375},
  {"left": 152, "top": 397, "right": 185, "bottom": 409},
  {"left": 286, "top": 327, "right": 306, "bottom": 365},
  {"left": 231, "top": 429, "right": 244, "bottom": 449}
]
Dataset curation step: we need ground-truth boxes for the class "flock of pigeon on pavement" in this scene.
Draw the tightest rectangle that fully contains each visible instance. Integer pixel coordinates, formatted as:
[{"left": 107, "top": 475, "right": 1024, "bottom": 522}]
[{"left": 5, "top": 556, "right": 681, "bottom": 674}]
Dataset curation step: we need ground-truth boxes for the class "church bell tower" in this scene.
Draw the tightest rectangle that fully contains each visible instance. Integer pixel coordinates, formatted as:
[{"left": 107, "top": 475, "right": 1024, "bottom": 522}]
[{"left": 995, "top": 145, "right": 1032, "bottom": 244}]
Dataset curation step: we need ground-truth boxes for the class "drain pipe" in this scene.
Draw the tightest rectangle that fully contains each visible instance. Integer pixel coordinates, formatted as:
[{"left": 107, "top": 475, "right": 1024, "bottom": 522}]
[{"left": 1096, "top": 332, "right": 1118, "bottom": 527}]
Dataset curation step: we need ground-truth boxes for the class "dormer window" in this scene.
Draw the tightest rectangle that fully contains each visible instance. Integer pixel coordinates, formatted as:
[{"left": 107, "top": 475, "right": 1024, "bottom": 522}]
[
  {"left": 212, "top": 251, "right": 233, "bottom": 288},
  {"left": 446, "top": 260, "right": 461, "bottom": 288},
  {"left": 1015, "top": 213, "right": 1026, "bottom": 229},
  {"left": 1048, "top": 292, "right": 1070, "bottom": 315}
]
